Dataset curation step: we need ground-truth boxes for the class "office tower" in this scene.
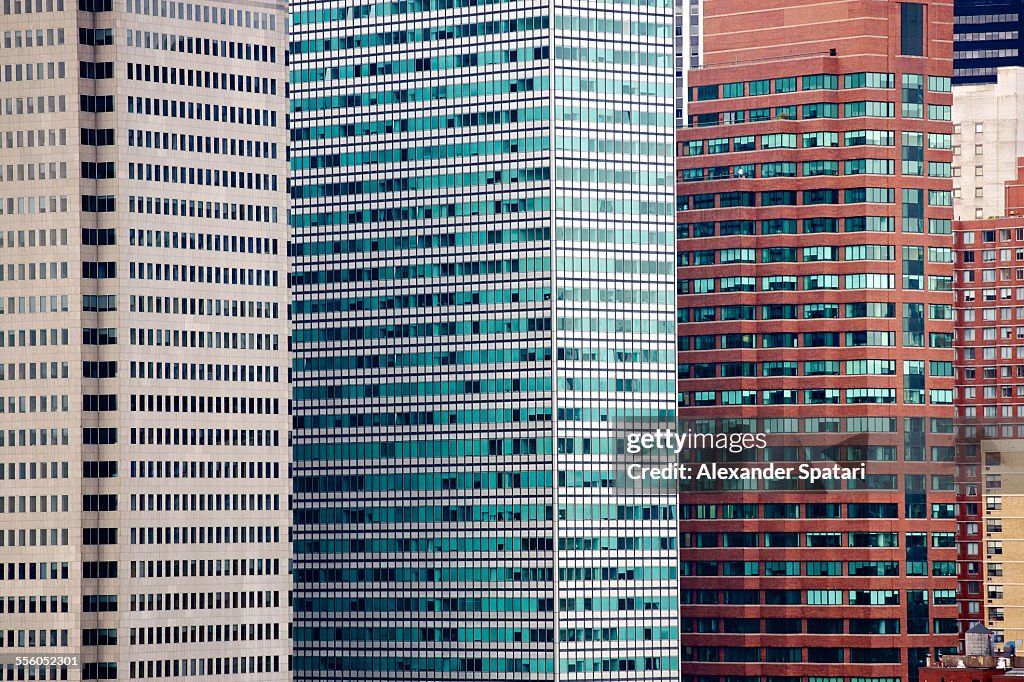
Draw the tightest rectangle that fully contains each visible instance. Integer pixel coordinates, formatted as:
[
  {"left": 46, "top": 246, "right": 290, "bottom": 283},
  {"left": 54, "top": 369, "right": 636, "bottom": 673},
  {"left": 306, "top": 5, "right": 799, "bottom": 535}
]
[
  {"left": 288, "top": 0, "right": 678, "bottom": 677},
  {"left": 953, "top": 0, "right": 1024, "bottom": 85},
  {"left": 952, "top": 67, "right": 1024, "bottom": 220},
  {"left": 0, "top": 0, "right": 290, "bottom": 679},
  {"left": 677, "top": 1, "right": 958, "bottom": 680},
  {"left": 953, "top": 216, "right": 1024, "bottom": 644}
]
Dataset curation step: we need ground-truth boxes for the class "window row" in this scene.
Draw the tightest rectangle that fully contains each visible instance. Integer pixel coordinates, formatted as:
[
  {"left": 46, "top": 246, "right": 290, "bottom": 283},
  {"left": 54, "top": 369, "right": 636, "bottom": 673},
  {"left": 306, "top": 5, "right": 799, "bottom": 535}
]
[
  {"left": 679, "top": 216, "right": 951, "bottom": 236},
  {"left": 127, "top": 162, "right": 278, "bottom": 192},
  {"left": 126, "top": 62, "right": 277, "bottom": 96},
  {"left": 2, "top": 27, "right": 63, "bottom": 47},
  {"left": 691, "top": 72, "right": 950, "bottom": 100},
  {"left": 682, "top": 245, "right": 951, "bottom": 265},
  {"left": 127, "top": 195, "right": 279, "bottom": 224},
  {"left": 679, "top": 188, "right": 950, "bottom": 210},
  {"left": 681, "top": 274, "right": 952, "bottom": 293},
  {"left": 129, "top": 358, "right": 282, "bottom": 382},
  {"left": 682, "top": 130, "right": 948, "bottom": 154},
  {"left": 0, "top": 394, "right": 69, "bottom": 414},
  {"left": 687, "top": 101, "right": 950, "bottom": 127},
  {"left": 127, "top": 129, "right": 279, "bottom": 160},
  {"left": 682, "top": 159, "right": 949, "bottom": 181},
  {"left": 127, "top": 96, "right": 278, "bottom": 129},
  {"left": 130, "top": 525, "right": 281, "bottom": 546},
  {"left": 0, "top": 159, "right": 67, "bottom": 180},
  {"left": 130, "top": 295, "right": 280, "bottom": 320},
  {"left": 131, "top": 557, "right": 280, "bottom": 579},
  {"left": 681, "top": 388, "right": 953, "bottom": 406},
  {"left": 130, "top": 622, "right": 280, "bottom": 646},
  {"left": 131, "top": 428, "right": 280, "bottom": 448},
  {"left": 126, "top": 0, "right": 277, "bottom": 36},
  {"left": 0, "top": 495, "right": 68, "bottom": 513},
  {"left": 0, "top": 262, "right": 68, "bottom": 281},
  {"left": 0, "top": 61, "right": 64, "bottom": 83},
  {"left": 679, "top": 359, "right": 951, "bottom": 379},
  {"left": 130, "top": 394, "right": 280, "bottom": 416}
]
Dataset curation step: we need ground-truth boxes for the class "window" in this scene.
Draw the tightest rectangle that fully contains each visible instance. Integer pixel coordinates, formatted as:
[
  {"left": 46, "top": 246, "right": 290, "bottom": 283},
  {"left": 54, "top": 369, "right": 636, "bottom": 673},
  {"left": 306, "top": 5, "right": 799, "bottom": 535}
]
[
  {"left": 803, "top": 102, "right": 838, "bottom": 119},
  {"left": 775, "top": 77, "right": 796, "bottom": 93},
  {"left": 733, "top": 135, "right": 755, "bottom": 152},
  {"left": 803, "top": 131, "right": 838, "bottom": 148},
  {"left": 804, "top": 160, "right": 839, "bottom": 176},
  {"left": 802, "top": 74, "right": 838, "bottom": 91},
  {"left": 844, "top": 101, "right": 894, "bottom": 118},
  {"left": 723, "top": 82, "right": 744, "bottom": 98},
  {"left": 845, "top": 72, "right": 894, "bottom": 89},
  {"left": 696, "top": 84, "right": 719, "bottom": 101},
  {"left": 762, "top": 133, "right": 797, "bottom": 149},
  {"left": 901, "top": 3, "right": 924, "bottom": 56}
]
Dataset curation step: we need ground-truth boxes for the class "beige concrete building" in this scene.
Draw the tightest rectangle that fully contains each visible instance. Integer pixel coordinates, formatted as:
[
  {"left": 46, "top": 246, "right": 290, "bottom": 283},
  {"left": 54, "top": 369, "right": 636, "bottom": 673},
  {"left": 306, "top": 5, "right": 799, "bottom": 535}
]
[
  {"left": 953, "top": 67, "right": 1024, "bottom": 220},
  {"left": 0, "top": 0, "right": 290, "bottom": 679},
  {"left": 980, "top": 440, "right": 1024, "bottom": 649}
]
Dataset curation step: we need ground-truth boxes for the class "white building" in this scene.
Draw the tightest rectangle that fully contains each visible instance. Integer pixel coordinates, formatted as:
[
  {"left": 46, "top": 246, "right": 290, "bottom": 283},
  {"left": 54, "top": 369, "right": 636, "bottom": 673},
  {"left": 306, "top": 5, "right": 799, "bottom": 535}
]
[
  {"left": 0, "top": 0, "right": 291, "bottom": 678},
  {"left": 953, "top": 66, "right": 1024, "bottom": 220}
]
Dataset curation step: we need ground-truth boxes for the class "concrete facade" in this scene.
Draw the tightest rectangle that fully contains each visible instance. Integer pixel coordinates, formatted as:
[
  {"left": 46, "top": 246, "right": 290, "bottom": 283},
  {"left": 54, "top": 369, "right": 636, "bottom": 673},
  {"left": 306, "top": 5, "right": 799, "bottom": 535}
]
[
  {"left": 952, "top": 67, "right": 1024, "bottom": 220},
  {"left": 0, "top": 0, "right": 291, "bottom": 679}
]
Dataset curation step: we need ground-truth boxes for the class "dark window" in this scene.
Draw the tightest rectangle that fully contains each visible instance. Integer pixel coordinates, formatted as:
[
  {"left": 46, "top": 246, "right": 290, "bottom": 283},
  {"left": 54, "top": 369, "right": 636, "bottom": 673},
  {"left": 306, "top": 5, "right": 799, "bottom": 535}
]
[
  {"left": 807, "top": 619, "right": 843, "bottom": 635},
  {"left": 901, "top": 3, "right": 924, "bottom": 56}
]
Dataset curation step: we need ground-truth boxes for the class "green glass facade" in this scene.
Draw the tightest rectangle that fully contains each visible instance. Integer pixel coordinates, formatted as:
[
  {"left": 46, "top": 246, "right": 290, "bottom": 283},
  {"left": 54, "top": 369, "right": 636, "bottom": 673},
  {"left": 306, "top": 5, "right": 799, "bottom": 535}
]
[{"left": 289, "top": 0, "right": 679, "bottom": 677}]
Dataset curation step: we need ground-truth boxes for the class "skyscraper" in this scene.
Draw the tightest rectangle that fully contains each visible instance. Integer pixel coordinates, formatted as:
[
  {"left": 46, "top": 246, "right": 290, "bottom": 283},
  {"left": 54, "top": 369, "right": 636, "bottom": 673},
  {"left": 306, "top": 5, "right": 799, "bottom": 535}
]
[
  {"left": 288, "top": 0, "right": 679, "bottom": 676},
  {"left": 676, "top": 1, "right": 959, "bottom": 680},
  {"left": 0, "top": 0, "right": 290, "bottom": 678}
]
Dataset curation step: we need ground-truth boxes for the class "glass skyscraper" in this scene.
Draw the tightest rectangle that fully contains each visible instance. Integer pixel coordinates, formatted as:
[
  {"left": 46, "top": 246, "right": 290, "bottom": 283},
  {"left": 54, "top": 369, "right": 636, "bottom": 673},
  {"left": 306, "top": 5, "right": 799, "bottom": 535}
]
[{"left": 288, "top": 0, "right": 680, "bottom": 676}]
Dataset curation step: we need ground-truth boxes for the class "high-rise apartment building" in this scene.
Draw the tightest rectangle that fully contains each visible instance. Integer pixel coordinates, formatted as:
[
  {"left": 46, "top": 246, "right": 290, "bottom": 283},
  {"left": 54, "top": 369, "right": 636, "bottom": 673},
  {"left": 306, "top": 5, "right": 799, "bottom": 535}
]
[
  {"left": 677, "top": 1, "right": 959, "bottom": 680},
  {"left": 0, "top": 0, "right": 290, "bottom": 679},
  {"left": 953, "top": 0, "right": 1024, "bottom": 85},
  {"left": 951, "top": 67, "right": 1024, "bottom": 220},
  {"left": 288, "top": 0, "right": 679, "bottom": 677},
  {"left": 953, "top": 216, "right": 1024, "bottom": 644}
]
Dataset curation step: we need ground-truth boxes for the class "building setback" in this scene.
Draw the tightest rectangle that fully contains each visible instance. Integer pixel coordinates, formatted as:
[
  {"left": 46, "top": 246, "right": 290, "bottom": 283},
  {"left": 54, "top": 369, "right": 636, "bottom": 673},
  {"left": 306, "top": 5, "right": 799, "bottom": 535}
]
[
  {"left": 287, "top": 0, "right": 679, "bottom": 677},
  {"left": 951, "top": 67, "right": 1024, "bottom": 220},
  {"left": 0, "top": 0, "right": 291, "bottom": 679},
  {"left": 676, "top": 1, "right": 959, "bottom": 680}
]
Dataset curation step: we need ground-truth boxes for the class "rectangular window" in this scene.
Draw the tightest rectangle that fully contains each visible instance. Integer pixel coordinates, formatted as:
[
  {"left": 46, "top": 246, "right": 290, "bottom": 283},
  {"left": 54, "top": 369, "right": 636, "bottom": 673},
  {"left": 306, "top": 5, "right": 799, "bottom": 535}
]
[
  {"left": 844, "top": 72, "right": 894, "bottom": 89},
  {"left": 775, "top": 77, "right": 796, "bottom": 93},
  {"left": 762, "top": 133, "right": 797, "bottom": 149},
  {"left": 749, "top": 79, "right": 769, "bottom": 96},
  {"left": 802, "top": 74, "right": 838, "bottom": 91},
  {"left": 696, "top": 84, "right": 719, "bottom": 101},
  {"left": 844, "top": 101, "right": 895, "bottom": 118},
  {"left": 901, "top": 74, "right": 923, "bottom": 118},
  {"left": 928, "top": 75, "right": 950, "bottom": 92},
  {"left": 802, "top": 102, "right": 838, "bottom": 119},
  {"left": 723, "top": 82, "right": 744, "bottom": 98},
  {"left": 901, "top": 3, "right": 924, "bottom": 56}
]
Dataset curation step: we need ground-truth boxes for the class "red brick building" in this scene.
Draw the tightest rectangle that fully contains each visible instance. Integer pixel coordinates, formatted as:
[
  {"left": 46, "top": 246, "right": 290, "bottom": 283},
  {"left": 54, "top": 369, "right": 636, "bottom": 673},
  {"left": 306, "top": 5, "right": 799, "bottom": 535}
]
[
  {"left": 953, "top": 217, "right": 1024, "bottom": 641},
  {"left": 676, "top": 1, "right": 958, "bottom": 680}
]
